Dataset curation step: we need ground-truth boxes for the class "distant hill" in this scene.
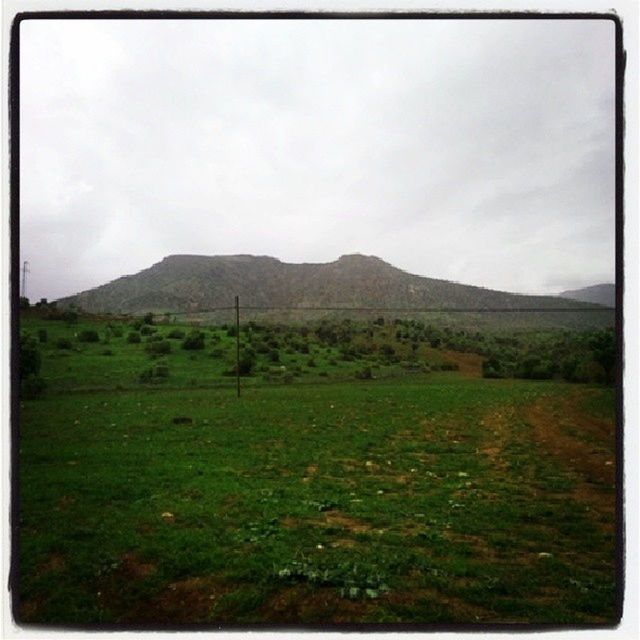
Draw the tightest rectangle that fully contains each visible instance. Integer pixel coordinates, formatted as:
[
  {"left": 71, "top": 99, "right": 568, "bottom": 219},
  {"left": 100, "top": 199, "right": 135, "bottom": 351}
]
[
  {"left": 57, "top": 253, "right": 613, "bottom": 329},
  {"left": 559, "top": 283, "right": 615, "bottom": 308}
]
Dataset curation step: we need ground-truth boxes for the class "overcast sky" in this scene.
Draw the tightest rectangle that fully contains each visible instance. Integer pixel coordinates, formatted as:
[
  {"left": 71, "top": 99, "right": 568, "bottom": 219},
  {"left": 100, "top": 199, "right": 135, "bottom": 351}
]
[{"left": 19, "top": 17, "right": 615, "bottom": 302}]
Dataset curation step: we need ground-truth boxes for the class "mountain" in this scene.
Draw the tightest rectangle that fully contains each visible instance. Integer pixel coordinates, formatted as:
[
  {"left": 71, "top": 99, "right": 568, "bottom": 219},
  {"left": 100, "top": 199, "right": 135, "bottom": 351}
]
[
  {"left": 57, "top": 253, "right": 613, "bottom": 328},
  {"left": 559, "top": 283, "right": 615, "bottom": 308}
]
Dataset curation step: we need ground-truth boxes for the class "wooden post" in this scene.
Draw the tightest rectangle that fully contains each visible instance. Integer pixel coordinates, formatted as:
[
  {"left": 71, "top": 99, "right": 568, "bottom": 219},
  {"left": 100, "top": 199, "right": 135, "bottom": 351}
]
[{"left": 235, "top": 295, "right": 240, "bottom": 398}]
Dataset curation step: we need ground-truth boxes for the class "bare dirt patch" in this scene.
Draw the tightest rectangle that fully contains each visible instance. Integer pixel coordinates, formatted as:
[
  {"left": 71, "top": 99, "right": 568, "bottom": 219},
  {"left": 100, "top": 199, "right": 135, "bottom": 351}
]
[
  {"left": 524, "top": 394, "right": 615, "bottom": 525},
  {"left": 34, "top": 552, "right": 66, "bottom": 578},
  {"left": 525, "top": 394, "right": 615, "bottom": 487},
  {"left": 440, "top": 350, "right": 484, "bottom": 378},
  {"left": 322, "top": 510, "right": 371, "bottom": 534},
  {"left": 120, "top": 576, "right": 232, "bottom": 624},
  {"left": 257, "top": 584, "right": 372, "bottom": 623}
]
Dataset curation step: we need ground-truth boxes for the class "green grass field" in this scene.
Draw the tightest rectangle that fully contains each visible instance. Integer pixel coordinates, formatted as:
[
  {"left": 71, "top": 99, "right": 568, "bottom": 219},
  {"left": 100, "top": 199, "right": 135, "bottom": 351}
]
[{"left": 17, "top": 315, "right": 618, "bottom": 626}]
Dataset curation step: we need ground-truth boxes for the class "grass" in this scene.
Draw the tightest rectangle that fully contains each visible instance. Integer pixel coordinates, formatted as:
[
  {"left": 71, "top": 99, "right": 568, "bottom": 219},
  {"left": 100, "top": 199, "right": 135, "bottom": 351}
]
[{"left": 17, "top": 315, "right": 618, "bottom": 625}]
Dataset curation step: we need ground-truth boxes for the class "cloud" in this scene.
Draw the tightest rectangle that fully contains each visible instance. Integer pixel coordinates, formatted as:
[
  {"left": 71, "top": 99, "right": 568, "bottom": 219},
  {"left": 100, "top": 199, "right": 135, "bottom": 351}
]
[{"left": 19, "top": 17, "right": 615, "bottom": 301}]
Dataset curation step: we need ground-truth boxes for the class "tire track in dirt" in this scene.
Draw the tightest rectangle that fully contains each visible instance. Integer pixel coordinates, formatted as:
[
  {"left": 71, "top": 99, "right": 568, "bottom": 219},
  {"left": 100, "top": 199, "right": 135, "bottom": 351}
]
[{"left": 522, "top": 392, "right": 616, "bottom": 533}]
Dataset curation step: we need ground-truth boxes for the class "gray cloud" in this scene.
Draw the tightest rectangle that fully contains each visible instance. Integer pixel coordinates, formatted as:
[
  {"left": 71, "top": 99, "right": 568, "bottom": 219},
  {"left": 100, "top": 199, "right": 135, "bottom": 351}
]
[{"left": 19, "top": 17, "right": 615, "bottom": 302}]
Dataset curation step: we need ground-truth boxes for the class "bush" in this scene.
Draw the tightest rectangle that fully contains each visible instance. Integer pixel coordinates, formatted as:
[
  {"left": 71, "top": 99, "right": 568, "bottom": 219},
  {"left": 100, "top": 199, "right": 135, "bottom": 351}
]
[
  {"left": 182, "top": 331, "right": 205, "bottom": 350},
  {"left": 139, "top": 361, "right": 169, "bottom": 383},
  {"left": 167, "top": 329, "right": 186, "bottom": 340},
  {"left": 307, "top": 358, "right": 316, "bottom": 368},
  {"left": 268, "top": 349, "right": 280, "bottom": 363},
  {"left": 127, "top": 332, "right": 141, "bottom": 344},
  {"left": 355, "top": 366, "right": 373, "bottom": 380},
  {"left": 22, "top": 375, "right": 46, "bottom": 399},
  {"left": 110, "top": 326, "right": 124, "bottom": 338},
  {"left": 20, "top": 335, "right": 45, "bottom": 398},
  {"left": 20, "top": 335, "right": 41, "bottom": 379},
  {"left": 238, "top": 350, "right": 257, "bottom": 376},
  {"left": 146, "top": 340, "right": 171, "bottom": 355},
  {"left": 38, "top": 329, "right": 48, "bottom": 343},
  {"left": 143, "top": 312, "right": 154, "bottom": 325},
  {"left": 55, "top": 338, "right": 73, "bottom": 350},
  {"left": 78, "top": 329, "right": 100, "bottom": 343},
  {"left": 140, "top": 325, "right": 157, "bottom": 336},
  {"left": 482, "top": 356, "right": 505, "bottom": 379}
]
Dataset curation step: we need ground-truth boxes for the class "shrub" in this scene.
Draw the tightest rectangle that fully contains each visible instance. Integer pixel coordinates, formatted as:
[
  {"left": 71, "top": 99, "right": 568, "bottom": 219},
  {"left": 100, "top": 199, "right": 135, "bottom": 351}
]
[
  {"left": 143, "top": 312, "right": 154, "bottom": 325},
  {"left": 127, "top": 332, "right": 141, "bottom": 344},
  {"left": 20, "top": 336, "right": 45, "bottom": 398},
  {"left": 182, "top": 331, "right": 205, "bottom": 350},
  {"left": 22, "top": 375, "right": 46, "bottom": 399},
  {"left": 78, "top": 329, "right": 100, "bottom": 343},
  {"left": 268, "top": 349, "right": 280, "bottom": 363},
  {"left": 482, "top": 356, "right": 505, "bottom": 379},
  {"left": 111, "top": 326, "right": 123, "bottom": 338},
  {"left": 355, "top": 366, "right": 373, "bottom": 380},
  {"left": 139, "top": 361, "right": 169, "bottom": 383},
  {"left": 167, "top": 329, "right": 186, "bottom": 340},
  {"left": 140, "top": 325, "right": 157, "bottom": 336},
  {"left": 38, "top": 329, "right": 48, "bottom": 343},
  {"left": 20, "top": 335, "right": 41, "bottom": 379},
  {"left": 238, "top": 350, "right": 257, "bottom": 376},
  {"left": 307, "top": 358, "right": 316, "bottom": 368},
  {"left": 55, "top": 338, "right": 73, "bottom": 350},
  {"left": 146, "top": 340, "right": 171, "bottom": 355}
]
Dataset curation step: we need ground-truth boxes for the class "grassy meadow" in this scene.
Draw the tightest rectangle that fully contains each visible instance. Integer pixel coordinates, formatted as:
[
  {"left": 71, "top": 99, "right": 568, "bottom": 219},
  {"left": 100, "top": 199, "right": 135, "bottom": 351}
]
[{"left": 16, "top": 312, "right": 618, "bottom": 626}]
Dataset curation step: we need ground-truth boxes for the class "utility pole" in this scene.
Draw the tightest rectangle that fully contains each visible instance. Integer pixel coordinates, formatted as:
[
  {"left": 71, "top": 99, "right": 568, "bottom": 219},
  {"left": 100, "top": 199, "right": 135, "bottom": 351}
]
[
  {"left": 235, "top": 295, "right": 240, "bottom": 398},
  {"left": 21, "top": 261, "right": 29, "bottom": 299}
]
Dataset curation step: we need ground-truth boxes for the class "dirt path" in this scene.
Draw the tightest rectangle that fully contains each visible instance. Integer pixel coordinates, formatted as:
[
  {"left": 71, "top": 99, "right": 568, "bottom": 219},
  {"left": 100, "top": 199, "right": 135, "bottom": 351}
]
[{"left": 522, "top": 391, "right": 616, "bottom": 532}]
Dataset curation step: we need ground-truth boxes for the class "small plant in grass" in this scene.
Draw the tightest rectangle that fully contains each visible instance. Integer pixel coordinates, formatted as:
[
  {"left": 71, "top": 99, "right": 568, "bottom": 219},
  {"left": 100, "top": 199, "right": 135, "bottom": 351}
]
[
  {"left": 182, "top": 331, "right": 205, "bottom": 350},
  {"left": 55, "top": 337, "right": 73, "bottom": 350},
  {"left": 307, "top": 358, "right": 316, "bottom": 368},
  {"left": 167, "top": 329, "right": 186, "bottom": 340},
  {"left": 139, "top": 361, "right": 169, "bottom": 383},
  {"left": 146, "top": 339, "right": 171, "bottom": 356},
  {"left": 78, "top": 329, "right": 100, "bottom": 343},
  {"left": 127, "top": 331, "right": 141, "bottom": 344},
  {"left": 268, "top": 349, "right": 280, "bottom": 363},
  {"left": 20, "top": 335, "right": 46, "bottom": 399},
  {"left": 110, "top": 326, "right": 123, "bottom": 338},
  {"left": 37, "top": 329, "right": 47, "bottom": 343},
  {"left": 355, "top": 366, "right": 373, "bottom": 380},
  {"left": 140, "top": 325, "right": 157, "bottom": 336}
]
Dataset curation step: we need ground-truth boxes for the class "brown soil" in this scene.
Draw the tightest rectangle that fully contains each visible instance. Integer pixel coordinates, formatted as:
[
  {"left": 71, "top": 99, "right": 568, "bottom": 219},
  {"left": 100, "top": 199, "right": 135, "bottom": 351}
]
[
  {"left": 524, "top": 396, "right": 616, "bottom": 537},
  {"left": 256, "top": 584, "right": 372, "bottom": 623},
  {"left": 321, "top": 510, "right": 371, "bottom": 534},
  {"left": 440, "top": 350, "right": 484, "bottom": 377},
  {"left": 121, "top": 576, "right": 232, "bottom": 624}
]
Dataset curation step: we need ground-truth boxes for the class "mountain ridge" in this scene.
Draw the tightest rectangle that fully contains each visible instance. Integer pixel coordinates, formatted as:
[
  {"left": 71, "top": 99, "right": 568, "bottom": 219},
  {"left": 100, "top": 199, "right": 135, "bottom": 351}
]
[
  {"left": 559, "top": 283, "right": 615, "bottom": 308},
  {"left": 57, "top": 253, "right": 613, "bottom": 328}
]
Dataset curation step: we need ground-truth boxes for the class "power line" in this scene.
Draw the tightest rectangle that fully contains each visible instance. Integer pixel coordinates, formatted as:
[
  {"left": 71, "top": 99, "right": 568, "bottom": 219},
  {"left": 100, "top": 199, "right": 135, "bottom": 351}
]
[{"left": 166, "top": 305, "right": 614, "bottom": 315}]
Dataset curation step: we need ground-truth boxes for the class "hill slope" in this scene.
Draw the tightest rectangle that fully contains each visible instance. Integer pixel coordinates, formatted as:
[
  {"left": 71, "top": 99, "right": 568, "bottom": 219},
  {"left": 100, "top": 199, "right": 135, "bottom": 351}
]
[
  {"left": 559, "top": 283, "right": 615, "bottom": 308},
  {"left": 57, "top": 253, "right": 613, "bottom": 328}
]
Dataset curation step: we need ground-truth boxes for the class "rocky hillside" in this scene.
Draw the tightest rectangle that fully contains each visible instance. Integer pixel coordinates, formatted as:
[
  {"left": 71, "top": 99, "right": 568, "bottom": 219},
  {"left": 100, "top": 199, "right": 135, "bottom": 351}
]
[
  {"left": 560, "top": 283, "right": 615, "bottom": 308},
  {"left": 57, "top": 253, "right": 613, "bottom": 328}
]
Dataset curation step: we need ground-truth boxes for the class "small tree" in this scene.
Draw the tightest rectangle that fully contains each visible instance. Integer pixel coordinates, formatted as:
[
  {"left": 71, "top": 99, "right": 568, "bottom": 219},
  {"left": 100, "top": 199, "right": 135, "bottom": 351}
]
[{"left": 182, "top": 331, "right": 205, "bottom": 350}]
